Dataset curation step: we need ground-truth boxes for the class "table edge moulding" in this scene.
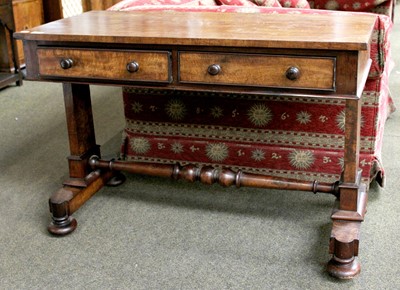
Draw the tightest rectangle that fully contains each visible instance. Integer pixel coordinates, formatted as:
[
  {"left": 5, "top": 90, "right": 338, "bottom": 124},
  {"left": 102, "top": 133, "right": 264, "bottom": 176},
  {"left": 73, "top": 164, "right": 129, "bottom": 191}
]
[{"left": 14, "top": 10, "right": 377, "bottom": 279}]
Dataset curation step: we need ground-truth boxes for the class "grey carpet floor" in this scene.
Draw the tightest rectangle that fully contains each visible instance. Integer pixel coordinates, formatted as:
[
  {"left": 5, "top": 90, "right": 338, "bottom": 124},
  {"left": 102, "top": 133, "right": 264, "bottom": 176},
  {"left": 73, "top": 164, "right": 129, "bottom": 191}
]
[{"left": 1, "top": 11, "right": 399, "bottom": 290}]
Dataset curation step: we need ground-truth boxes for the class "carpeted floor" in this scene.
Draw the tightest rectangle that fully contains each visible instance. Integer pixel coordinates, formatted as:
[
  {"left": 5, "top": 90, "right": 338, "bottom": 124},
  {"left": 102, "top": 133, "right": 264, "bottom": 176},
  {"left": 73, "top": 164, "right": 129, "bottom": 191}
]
[{"left": 0, "top": 11, "right": 399, "bottom": 290}]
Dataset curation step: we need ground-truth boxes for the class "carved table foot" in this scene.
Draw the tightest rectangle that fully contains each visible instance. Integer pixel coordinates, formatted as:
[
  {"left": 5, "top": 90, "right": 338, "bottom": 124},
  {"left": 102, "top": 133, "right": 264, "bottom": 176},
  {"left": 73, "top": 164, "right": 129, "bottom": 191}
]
[
  {"left": 327, "top": 220, "right": 362, "bottom": 279},
  {"left": 326, "top": 182, "right": 367, "bottom": 279},
  {"left": 327, "top": 255, "right": 361, "bottom": 279},
  {"left": 47, "top": 170, "right": 117, "bottom": 235},
  {"left": 48, "top": 216, "right": 78, "bottom": 236},
  {"left": 48, "top": 188, "right": 77, "bottom": 235}
]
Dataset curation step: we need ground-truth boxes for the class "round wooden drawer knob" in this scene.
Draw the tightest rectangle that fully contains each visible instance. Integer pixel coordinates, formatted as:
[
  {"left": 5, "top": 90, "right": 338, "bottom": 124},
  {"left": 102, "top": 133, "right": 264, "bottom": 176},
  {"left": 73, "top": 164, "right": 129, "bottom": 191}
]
[
  {"left": 60, "top": 58, "right": 74, "bottom": 69},
  {"left": 126, "top": 61, "right": 139, "bottom": 73},
  {"left": 207, "top": 64, "right": 221, "bottom": 75},
  {"left": 286, "top": 66, "right": 300, "bottom": 81}
]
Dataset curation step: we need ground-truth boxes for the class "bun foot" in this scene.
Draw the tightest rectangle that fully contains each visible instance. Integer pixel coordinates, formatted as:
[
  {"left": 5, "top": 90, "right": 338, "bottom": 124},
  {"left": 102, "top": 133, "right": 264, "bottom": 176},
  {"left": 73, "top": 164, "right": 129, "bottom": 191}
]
[
  {"left": 327, "top": 256, "right": 360, "bottom": 279},
  {"left": 48, "top": 216, "right": 77, "bottom": 236}
]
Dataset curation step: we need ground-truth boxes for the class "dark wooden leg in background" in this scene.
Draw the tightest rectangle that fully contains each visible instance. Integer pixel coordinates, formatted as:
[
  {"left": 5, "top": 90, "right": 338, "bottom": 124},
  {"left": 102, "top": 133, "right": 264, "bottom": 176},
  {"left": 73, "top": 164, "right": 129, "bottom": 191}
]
[
  {"left": 327, "top": 98, "right": 366, "bottom": 279},
  {"left": 48, "top": 83, "right": 123, "bottom": 235}
]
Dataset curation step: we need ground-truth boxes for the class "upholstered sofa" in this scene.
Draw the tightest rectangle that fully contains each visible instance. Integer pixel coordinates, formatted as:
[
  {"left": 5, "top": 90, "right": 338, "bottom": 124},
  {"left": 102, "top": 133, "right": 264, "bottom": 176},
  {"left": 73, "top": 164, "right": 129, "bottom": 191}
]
[{"left": 109, "top": 0, "right": 395, "bottom": 187}]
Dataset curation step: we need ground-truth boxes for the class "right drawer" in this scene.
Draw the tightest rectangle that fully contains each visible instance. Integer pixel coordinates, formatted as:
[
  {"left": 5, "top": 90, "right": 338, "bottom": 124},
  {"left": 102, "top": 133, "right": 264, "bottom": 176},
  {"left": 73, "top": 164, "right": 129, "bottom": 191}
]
[{"left": 178, "top": 52, "right": 336, "bottom": 91}]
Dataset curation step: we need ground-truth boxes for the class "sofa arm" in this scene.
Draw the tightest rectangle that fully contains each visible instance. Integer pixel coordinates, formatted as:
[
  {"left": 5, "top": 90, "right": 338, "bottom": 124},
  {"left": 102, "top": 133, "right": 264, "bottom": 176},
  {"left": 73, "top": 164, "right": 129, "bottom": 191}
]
[
  {"left": 369, "top": 13, "right": 393, "bottom": 78},
  {"left": 307, "top": 0, "right": 394, "bottom": 78},
  {"left": 308, "top": 0, "right": 395, "bottom": 18}
]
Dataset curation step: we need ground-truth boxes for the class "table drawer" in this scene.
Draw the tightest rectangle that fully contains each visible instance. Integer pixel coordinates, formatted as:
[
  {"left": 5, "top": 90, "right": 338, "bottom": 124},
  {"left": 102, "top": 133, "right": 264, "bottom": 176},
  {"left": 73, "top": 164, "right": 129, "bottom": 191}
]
[
  {"left": 37, "top": 48, "right": 172, "bottom": 83},
  {"left": 178, "top": 52, "right": 336, "bottom": 91}
]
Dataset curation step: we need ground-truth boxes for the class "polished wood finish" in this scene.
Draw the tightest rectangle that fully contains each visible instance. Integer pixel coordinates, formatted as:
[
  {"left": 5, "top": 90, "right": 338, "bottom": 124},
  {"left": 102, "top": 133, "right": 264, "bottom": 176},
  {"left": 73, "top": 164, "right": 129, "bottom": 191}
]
[
  {"left": 15, "top": 11, "right": 376, "bottom": 279},
  {"left": 89, "top": 156, "right": 340, "bottom": 195},
  {"left": 62, "top": 82, "right": 99, "bottom": 187},
  {"left": 178, "top": 52, "right": 336, "bottom": 90},
  {"left": 82, "top": 0, "right": 119, "bottom": 11},
  {"left": 12, "top": 0, "right": 43, "bottom": 67},
  {"left": 0, "top": 0, "right": 43, "bottom": 72},
  {"left": 0, "top": 0, "right": 22, "bottom": 87},
  {"left": 41, "top": 0, "right": 62, "bottom": 23},
  {"left": 16, "top": 11, "right": 374, "bottom": 51},
  {"left": 37, "top": 48, "right": 172, "bottom": 83}
]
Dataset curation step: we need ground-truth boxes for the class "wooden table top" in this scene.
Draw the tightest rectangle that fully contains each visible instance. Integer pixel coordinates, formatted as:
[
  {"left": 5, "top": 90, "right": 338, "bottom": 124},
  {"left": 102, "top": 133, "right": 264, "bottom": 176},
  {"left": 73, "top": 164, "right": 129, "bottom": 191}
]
[{"left": 14, "top": 10, "right": 377, "bottom": 51}]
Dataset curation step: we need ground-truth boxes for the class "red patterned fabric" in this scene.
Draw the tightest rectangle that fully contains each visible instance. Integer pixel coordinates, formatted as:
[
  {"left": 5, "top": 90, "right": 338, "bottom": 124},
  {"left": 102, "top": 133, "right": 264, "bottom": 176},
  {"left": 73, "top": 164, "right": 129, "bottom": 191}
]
[
  {"left": 310, "top": 0, "right": 388, "bottom": 13},
  {"left": 308, "top": 0, "right": 394, "bottom": 18},
  {"left": 215, "top": 0, "right": 258, "bottom": 7},
  {"left": 111, "top": 0, "right": 282, "bottom": 7},
  {"left": 247, "top": 0, "right": 281, "bottom": 6},
  {"left": 369, "top": 0, "right": 395, "bottom": 18},
  {"left": 110, "top": 0, "right": 394, "bottom": 16},
  {"left": 120, "top": 63, "right": 392, "bottom": 185},
  {"left": 109, "top": 1, "right": 395, "bottom": 186},
  {"left": 279, "top": 0, "right": 309, "bottom": 8},
  {"left": 110, "top": 0, "right": 209, "bottom": 9},
  {"left": 120, "top": 50, "right": 394, "bottom": 186}
]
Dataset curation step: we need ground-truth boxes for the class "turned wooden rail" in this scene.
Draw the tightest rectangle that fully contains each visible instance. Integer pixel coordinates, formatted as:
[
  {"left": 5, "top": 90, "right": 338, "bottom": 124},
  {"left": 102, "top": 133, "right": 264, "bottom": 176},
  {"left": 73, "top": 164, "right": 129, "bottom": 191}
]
[{"left": 89, "top": 156, "right": 340, "bottom": 197}]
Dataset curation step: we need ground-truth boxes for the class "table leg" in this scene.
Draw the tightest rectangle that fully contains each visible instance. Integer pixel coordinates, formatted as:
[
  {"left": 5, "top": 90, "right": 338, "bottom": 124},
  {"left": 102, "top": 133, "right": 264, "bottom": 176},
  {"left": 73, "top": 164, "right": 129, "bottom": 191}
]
[
  {"left": 47, "top": 83, "right": 124, "bottom": 235},
  {"left": 327, "top": 98, "right": 367, "bottom": 279}
]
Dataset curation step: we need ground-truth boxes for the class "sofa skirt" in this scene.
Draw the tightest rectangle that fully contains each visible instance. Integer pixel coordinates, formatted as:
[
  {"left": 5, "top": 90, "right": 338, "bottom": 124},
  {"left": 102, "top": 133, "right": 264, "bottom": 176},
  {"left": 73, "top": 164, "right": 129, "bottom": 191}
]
[{"left": 120, "top": 68, "right": 394, "bottom": 187}]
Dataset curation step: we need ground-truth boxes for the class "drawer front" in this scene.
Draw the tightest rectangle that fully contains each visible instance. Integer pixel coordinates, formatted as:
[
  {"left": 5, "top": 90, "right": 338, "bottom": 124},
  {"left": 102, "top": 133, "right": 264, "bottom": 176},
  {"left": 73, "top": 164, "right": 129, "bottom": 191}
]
[
  {"left": 179, "top": 52, "right": 336, "bottom": 91},
  {"left": 37, "top": 48, "right": 172, "bottom": 83}
]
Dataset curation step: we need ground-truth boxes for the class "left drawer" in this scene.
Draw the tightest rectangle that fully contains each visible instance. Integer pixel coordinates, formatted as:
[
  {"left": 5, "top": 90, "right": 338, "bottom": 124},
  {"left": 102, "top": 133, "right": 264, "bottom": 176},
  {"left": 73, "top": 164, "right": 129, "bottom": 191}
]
[{"left": 37, "top": 48, "right": 172, "bottom": 83}]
